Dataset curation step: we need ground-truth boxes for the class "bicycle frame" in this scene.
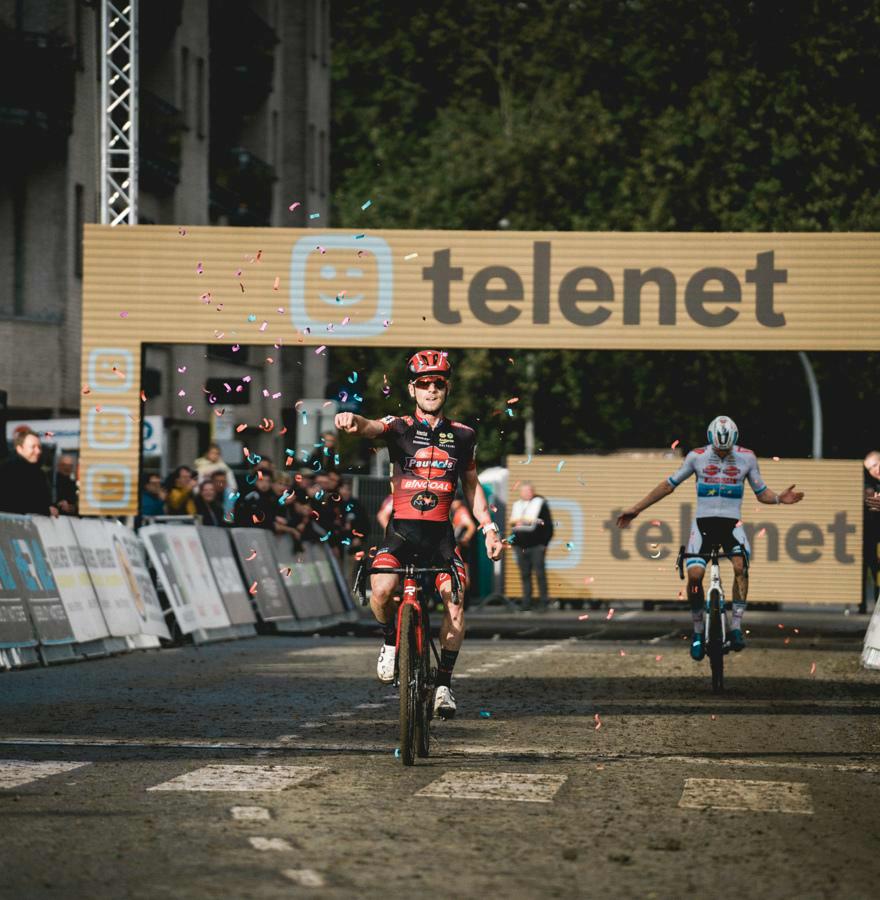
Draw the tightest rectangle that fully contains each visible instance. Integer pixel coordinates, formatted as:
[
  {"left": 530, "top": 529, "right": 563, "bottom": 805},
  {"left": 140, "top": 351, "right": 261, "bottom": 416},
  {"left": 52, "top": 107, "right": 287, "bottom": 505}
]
[{"left": 704, "top": 549, "right": 727, "bottom": 648}]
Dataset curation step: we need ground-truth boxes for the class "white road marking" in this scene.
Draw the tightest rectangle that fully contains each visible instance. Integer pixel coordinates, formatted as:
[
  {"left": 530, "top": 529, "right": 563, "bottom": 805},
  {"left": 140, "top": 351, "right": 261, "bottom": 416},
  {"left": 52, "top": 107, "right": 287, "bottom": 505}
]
[
  {"left": 0, "top": 760, "right": 90, "bottom": 789},
  {"left": 416, "top": 771, "right": 567, "bottom": 803},
  {"left": 148, "top": 764, "right": 326, "bottom": 793},
  {"left": 301, "top": 722, "right": 327, "bottom": 729},
  {"left": 328, "top": 711, "right": 353, "bottom": 718},
  {"left": 231, "top": 806, "right": 271, "bottom": 821},
  {"left": 281, "top": 868, "right": 325, "bottom": 887},
  {"left": 679, "top": 778, "right": 814, "bottom": 814},
  {"left": 249, "top": 836, "right": 294, "bottom": 852},
  {"left": 354, "top": 703, "right": 385, "bottom": 709}
]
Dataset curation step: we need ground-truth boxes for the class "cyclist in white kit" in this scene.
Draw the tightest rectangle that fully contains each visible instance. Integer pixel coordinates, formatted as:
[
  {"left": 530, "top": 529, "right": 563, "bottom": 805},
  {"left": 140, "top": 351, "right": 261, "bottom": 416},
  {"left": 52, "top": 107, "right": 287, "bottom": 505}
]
[{"left": 616, "top": 416, "right": 804, "bottom": 660}]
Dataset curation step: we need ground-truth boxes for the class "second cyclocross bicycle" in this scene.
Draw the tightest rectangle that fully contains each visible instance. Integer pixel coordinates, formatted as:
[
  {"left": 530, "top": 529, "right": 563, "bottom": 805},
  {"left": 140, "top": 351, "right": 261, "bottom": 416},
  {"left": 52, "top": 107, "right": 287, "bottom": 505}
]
[{"left": 676, "top": 544, "right": 748, "bottom": 693}]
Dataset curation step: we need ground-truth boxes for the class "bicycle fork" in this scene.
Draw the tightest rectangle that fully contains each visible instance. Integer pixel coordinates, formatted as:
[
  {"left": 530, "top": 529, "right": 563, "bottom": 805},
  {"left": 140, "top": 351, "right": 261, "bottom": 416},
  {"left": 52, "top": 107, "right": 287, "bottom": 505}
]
[{"left": 704, "top": 561, "right": 728, "bottom": 648}]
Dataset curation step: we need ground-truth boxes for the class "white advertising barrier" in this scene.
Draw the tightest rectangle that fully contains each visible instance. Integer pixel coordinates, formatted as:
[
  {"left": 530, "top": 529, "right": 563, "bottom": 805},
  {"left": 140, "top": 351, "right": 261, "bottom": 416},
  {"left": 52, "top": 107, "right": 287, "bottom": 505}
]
[
  {"left": 139, "top": 525, "right": 231, "bottom": 633},
  {"left": 32, "top": 516, "right": 109, "bottom": 644},
  {"left": 196, "top": 525, "right": 257, "bottom": 627},
  {"left": 71, "top": 518, "right": 142, "bottom": 637},
  {"left": 861, "top": 597, "right": 880, "bottom": 669},
  {"left": 106, "top": 520, "right": 172, "bottom": 641},
  {"left": 272, "top": 535, "right": 335, "bottom": 621}
]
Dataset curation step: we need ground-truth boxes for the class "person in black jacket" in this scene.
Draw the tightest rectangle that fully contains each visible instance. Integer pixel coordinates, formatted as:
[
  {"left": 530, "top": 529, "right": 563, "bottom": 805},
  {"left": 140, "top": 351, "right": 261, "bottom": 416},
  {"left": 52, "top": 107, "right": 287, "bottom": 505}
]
[
  {"left": 0, "top": 429, "right": 58, "bottom": 517},
  {"left": 509, "top": 481, "right": 554, "bottom": 612}
]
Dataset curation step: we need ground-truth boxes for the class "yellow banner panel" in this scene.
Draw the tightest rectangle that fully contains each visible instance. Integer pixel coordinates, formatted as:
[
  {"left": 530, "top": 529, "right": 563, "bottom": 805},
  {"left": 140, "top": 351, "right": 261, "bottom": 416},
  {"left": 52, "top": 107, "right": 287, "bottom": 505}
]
[{"left": 504, "top": 457, "right": 863, "bottom": 606}]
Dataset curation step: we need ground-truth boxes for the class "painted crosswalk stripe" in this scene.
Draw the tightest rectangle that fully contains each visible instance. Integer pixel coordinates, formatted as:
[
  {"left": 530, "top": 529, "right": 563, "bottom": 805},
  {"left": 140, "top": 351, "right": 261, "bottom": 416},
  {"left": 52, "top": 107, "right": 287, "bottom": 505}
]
[
  {"left": 0, "top": 760, "right": 90, "bottom": 790},
  {"left": 282, "top": 869, "right": 325, "bottom": 887},
  {"left": 249, "top": 836, "right": 294, "bottom": 852},
  {"left": 679, "top": 778, "right": 814, "bottom": 814},
  {"left": 147, "top": 765, "right": 326, "bottom": 793},
  {"left": 416, "top": 771, "right": 567, "bottom": 803},
  {"left": 230, "top": 806, "right": 271, "bottom": 821}
]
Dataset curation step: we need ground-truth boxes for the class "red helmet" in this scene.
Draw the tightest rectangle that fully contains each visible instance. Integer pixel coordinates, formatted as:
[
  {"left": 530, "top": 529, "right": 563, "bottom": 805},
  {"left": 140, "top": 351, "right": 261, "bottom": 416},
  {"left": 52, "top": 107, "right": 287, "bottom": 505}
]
[{"left": 407, "top": 350, "right": 452, "bottom": 379}]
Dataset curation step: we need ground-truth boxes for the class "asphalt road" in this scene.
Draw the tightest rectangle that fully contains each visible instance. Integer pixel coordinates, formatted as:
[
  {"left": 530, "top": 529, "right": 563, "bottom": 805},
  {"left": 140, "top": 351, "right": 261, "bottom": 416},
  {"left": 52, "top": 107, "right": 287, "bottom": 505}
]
[{"left": 1, "top": 622, "right": 879, "bottom": 899}]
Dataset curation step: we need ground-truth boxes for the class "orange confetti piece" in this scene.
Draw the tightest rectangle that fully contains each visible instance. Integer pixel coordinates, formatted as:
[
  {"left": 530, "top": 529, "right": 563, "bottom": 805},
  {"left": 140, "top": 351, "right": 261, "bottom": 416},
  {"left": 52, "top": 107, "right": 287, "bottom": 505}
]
[
  {"left": 710, "top": 714, "right": 717, "bottom": 721},
  {"left": 245, "top": 549, "right": 257, "bottom": 561},
  {"left": 279, "top": 567, "right": 292, "bottom": 577},
  {"left": 235, "top": 424, "right": 248, "bottom": 433},
  {"left": 619, "top": 649, "right": 626, "bottom": 657},
  {"left": 248, "top": 582, "right": 258, "bottom": 595},
  {"left": 140, "top": 390, "right": 147, "bottom": 402},
  {"left": 577, "top": 614, "right": 590, "bottom": 621},
  {"left": 273, "top": 276, "right": 280, "bottom": 291},
  {"left": 655, "top": 655, "right": 663, "bottom": 661},
  {"left": 594, "top": 714, "right": 602, "bottom": 730},
  {"left": 671, "top": 439, "right": 680, "bottom": 449},
  {"left": 756, "top": 527, "right": 767, "bottom": 538},
  {"left": 81, "top": 384, "right": 91, "bottom": 394},
  {"left": 810, "top": 661, "right": 816, "bottom": 675},
  {"left": 606, "top": 608, "right": 615, "bottom": 620}
]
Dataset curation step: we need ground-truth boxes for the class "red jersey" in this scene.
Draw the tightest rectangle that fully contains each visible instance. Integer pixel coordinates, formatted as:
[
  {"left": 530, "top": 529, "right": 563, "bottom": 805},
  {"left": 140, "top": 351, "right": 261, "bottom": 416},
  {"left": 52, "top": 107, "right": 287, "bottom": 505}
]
[{"left": 380, "top": 413, "right": 476, "bottom": 523}]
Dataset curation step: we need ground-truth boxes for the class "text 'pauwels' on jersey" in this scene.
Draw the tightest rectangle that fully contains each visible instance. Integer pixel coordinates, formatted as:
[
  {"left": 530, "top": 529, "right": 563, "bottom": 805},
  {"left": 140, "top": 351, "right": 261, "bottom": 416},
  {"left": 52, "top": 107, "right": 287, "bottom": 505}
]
[
  {"left": 667, "top": 445, "right": 767, "bottom": 519},
  {"left": 381, "top": 414, "right": 476, "bottom": 522}
]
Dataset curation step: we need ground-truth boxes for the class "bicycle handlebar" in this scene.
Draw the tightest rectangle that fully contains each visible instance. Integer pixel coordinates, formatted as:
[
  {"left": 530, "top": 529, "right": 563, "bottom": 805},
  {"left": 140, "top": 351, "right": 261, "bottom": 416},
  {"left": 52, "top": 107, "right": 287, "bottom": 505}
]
[
  {"left": 352, "top": 562, "right": 463, "bottom": 606},
  {"left": 675, "top": 544, "right": 748, "bottom": 580}
]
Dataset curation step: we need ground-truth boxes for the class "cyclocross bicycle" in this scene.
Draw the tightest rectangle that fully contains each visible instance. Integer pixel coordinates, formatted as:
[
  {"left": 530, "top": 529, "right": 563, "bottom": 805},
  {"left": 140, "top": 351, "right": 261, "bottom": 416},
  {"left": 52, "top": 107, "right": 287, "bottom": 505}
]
[
  {"left": 676, "top": 544, "right": 748, "bottom": 693},
  {"left": 353, "top": 560, "right": 462, "bottom": 765}
]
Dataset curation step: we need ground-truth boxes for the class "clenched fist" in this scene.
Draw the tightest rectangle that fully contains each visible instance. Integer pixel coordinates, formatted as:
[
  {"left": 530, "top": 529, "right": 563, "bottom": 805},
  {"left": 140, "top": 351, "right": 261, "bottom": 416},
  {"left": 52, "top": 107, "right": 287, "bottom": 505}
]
[{"left": 334, "top": 412, "right": 359, "bottom": 433}]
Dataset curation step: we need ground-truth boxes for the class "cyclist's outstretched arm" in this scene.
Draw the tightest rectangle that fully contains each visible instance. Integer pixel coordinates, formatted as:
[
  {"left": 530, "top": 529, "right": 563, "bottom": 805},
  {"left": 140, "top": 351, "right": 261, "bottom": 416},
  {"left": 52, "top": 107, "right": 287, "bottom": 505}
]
[
  {"left": 460, "top": 466, "right": 503, "bottom": 560},
  {"left": 616, "top": 481, "right": 674, "bottom": 528},
  {"left": 756, "top": 484, "right": 805, "bottom": 505},
  {"left": 334, "top": 412, "right": 385, "bottom": 439}
]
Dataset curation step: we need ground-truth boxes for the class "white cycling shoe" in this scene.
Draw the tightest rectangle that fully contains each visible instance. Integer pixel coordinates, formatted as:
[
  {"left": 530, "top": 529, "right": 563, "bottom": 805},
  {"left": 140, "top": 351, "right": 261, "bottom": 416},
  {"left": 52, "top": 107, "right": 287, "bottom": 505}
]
[
  {"left": 433, "top": 685, "right": 457, "bottom": 720},
  {"left": 376, "top": 643, "right": 396, "bottom": 684}
]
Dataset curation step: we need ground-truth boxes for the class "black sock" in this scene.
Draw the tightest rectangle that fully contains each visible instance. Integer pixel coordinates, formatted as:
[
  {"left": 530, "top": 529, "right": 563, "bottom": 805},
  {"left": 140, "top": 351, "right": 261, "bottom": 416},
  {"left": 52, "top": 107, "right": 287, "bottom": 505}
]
[
  {"left": 383, "top": 615, "right": 397, "bottom": 646},
  {"left": 436, "top": 649, "right": 459, "bottom": 687}
]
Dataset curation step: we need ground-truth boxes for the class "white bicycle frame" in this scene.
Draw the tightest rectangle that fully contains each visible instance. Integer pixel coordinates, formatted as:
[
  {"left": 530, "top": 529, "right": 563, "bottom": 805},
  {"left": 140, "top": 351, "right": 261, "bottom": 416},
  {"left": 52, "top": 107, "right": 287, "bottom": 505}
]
[{"left": 704, "top": 553, "right": 728, "bottom": 646}]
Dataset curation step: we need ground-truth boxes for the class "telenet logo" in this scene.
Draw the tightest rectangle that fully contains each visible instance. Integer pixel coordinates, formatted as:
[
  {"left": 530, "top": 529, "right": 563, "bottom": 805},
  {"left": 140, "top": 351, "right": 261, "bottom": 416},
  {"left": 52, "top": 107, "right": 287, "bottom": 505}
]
[{"left": 290, "top": 234, "right": 393, "bottom": 338}]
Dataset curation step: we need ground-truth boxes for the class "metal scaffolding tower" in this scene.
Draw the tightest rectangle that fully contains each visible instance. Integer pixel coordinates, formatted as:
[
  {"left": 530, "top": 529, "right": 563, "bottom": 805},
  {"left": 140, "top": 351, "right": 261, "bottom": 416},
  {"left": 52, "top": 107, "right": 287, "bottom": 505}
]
[{"left": 100, "top": 0, "right": 139, "bottom": 225}]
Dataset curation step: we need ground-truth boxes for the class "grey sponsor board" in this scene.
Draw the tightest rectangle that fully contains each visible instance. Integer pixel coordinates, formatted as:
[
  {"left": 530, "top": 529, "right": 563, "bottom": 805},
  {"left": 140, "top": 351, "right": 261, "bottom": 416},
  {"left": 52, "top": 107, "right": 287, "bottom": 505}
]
[
  {"left": 229, "top": 529, "right": 295, "bottom": 621},
  {"left": 110, "top": 522, "right": 172, "bottom": 640},
  {"left": 273, "top": 536, "right": 335, "bottom": 620},
  {"left": 197, "top": 526, "right": 257, "bottom": 626},
  {"left": 0, "top": 514, "right": 74, "bottom": 645}
]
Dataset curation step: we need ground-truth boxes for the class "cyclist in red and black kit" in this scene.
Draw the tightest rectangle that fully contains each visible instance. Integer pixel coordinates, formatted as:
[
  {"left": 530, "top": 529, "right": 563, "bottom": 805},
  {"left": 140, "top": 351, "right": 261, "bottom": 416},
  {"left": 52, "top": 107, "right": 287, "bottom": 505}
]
[{"left": 334, "top": 350, "right": 503, "bottom": 719}]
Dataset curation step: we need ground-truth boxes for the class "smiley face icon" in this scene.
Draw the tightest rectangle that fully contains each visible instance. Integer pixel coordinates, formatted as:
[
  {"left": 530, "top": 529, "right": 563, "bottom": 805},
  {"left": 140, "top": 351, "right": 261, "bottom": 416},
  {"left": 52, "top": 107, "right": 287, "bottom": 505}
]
[{"left": 289, "top": 234, "right": 393, "bottom": 338}]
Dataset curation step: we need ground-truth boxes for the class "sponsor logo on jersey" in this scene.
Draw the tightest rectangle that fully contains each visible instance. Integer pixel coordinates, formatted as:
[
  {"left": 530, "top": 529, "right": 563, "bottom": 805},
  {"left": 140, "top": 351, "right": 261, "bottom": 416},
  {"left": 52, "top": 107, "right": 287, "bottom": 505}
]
[
  {"left": 438, "top": 431, "right": 455, "bottom": 445},
  {"left": 704, "top": 464, "right": 720, "bottom": 475},
  {"left": 411, "top": 490, "right": 439, "bottom": 512},
  {"left": 723, "top": 466, "right": 740, "bottom": 477},
  {"left": 401, "top": 478, "right": 453, "bottom": 492},
  {"left": 405, "top": 446, "right": 457, "bottom": 480}
]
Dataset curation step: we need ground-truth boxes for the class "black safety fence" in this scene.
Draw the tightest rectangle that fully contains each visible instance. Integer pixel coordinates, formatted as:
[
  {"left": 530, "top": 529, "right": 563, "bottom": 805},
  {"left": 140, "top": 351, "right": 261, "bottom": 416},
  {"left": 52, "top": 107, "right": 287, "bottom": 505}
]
[{"left": 0, "top": 513, "right": 357, "bottom": 671}]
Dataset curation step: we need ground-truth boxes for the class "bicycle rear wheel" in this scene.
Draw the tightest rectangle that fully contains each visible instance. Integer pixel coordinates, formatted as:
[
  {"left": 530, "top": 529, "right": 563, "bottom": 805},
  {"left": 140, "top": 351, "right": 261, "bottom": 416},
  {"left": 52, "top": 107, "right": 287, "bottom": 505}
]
[
  {"left": 398, "top": 603, "right": 418, "bottom": 765},
  {"left": 415, "top": 646, "right": 431, "bottom": 758},
  {"left": 707, "top": 591, "right": 724, "bottom": 693}
]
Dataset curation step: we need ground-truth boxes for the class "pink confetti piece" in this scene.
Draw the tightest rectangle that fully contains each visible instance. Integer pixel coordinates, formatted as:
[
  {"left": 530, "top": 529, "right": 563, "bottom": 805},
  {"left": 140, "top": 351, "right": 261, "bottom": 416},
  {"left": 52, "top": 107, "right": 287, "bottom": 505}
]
[
  {"left": 178, "top": 227, "right": 187, "bottom": 236},
  {"left": 316, "top": 245, "right": 326, "bottom": 254},
  {"left": 583, "top": 576, "right": 595, "bottom": 585},
  {"left": 772, "top": 456, "right": 780, "bottom": 461},
  {"left": 235, "top": 424, "right": 247, "bottom": 433},
  {"left": 654, "top": 655, "right": 663, "bottom": 661},
  {"left": 273, "top": 276, "right": 280, "bottom": 291},
  {"left": 259, "top": 321, "right": 268, "bottom": 332},
  {"left": 242, "top": 376, "right": 252, "bottom": 383},
  {"left": 196, "top": 262, "right": 203, "bottom": 275},
  {"left": 234, "top": 268, "right": 242, "bottom": 278},
  {"left": 756, "top": 527, "right": 767, "bottom": 538},
  {"left": 177, "top": 389, "right": 186, "bottom": 397},
  {"left": 288, "top": 201, "right": 301, "bottom": 212},
  {"left": 619, "top": 649, "right": 626, "bottom": 657},
  {"left": 119, "top": 311, "right": 129, "bottom": 318},
  {"left": 81, "top": 384, "right": 91, "bottom": 395},
  {"left": 341, "top": 316, "right": 351, "bottom": 326},
  {"left": 272, "top": 392, "right": 282, "bottom": 399},
  {"left": 177, "top": 366, "right": 187, "bottom": 373},
  {"left": 315, "top": 345, "right": 326, "bottom": 355},
  {"left": 594, "top": 714, "right": 602, "bottom": 730},
  {"left": 577, "top": 614, "right": 590, "bottom": 621},
  {"left": 245, "top": 549, "right": 257, "bottom": 561},
  {"left": 810, "top": 661, "right": 816, "bottom": 675},
  {"left": 382, "top": 319, "right": 392, "bottom": 328},
  {"left": 606, "top": 608, "right": 615, "bottom": 620},
  {"left": 710, "top": 714, "right": 717, "bottom": 721},
  {"left": 248, "top": 581, "right": 258, "bottom": 595},
  {"left": 186, "top": 405, "right": 195, "bottom": 414},
  {"left": 671, "top": 439, "right": 680, "bottom": 449}
]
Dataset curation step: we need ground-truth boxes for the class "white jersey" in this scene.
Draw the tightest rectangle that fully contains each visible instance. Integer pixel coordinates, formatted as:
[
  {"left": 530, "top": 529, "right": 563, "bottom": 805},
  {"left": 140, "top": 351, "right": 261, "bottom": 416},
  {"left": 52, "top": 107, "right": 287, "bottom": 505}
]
[{"left": 667, "top": 445, "right": 767, "bottom": 519}]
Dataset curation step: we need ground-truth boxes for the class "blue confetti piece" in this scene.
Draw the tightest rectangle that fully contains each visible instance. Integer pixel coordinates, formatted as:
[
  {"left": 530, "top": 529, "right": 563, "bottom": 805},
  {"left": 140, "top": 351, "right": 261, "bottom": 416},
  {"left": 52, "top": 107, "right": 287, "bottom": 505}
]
[
  {"left": 354, "top": 233, "right": 365, "bottom": 239},
  {"left": 394, "top": 748, "right": 400, "bottom": 758},
  {"left": 479, "top": 710, "right": 491, "bottom": 718},
  {"left": 557, "top": 460, "right": 566, "bottom": 472},
  {"left": 309, "top": 212, "right": 320, "bottom": 219},
  {"left": 348, "top": 372, "right": 358, "bottom": 384},
  {"left": 361, "top": 199, "right": 372, "bottom": 210},
  {"left": 247, "top": 314, "right": 256, "bottom": 322},
  {"left": 319, "top": 532, "right": 331, "bottom": 542},
  {"left": 353, "top": 393, "right": 363, "bottom": 402},
  {"left": 506, "top": 408, "right": 513, "bottom": 417},
  {"left": 565, "top": 541, "right": 575, "bottom": 551}
]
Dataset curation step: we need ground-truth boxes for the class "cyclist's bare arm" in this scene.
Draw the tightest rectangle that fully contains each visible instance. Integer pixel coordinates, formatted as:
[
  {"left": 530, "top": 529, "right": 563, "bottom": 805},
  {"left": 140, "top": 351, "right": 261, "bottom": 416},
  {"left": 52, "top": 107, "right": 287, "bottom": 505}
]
[
  {"left": 461, "top": 466, "right": 503, "bottom": 560},
  {"left": 756, "top": 483, "right": 805, "bottom": 505},
  {"left": 334, "top": 412, "right": 385, "bottom": 439},
  {"left": 616, "top": 480, "right": 674, "bottom": 528}
]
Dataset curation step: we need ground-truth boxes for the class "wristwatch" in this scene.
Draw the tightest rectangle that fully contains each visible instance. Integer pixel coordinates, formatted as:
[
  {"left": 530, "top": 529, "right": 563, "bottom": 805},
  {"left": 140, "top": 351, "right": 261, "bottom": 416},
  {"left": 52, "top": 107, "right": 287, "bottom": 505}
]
[{"left": 481, "top": 521, "right": 500, "bottom": 536}]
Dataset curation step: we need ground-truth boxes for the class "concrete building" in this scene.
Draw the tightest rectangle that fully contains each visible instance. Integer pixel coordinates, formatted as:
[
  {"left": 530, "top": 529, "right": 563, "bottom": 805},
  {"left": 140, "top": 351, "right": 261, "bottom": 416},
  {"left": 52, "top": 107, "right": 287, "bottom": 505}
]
[{"left": 0, "top": 0, "right": 331, "bottom": 476}]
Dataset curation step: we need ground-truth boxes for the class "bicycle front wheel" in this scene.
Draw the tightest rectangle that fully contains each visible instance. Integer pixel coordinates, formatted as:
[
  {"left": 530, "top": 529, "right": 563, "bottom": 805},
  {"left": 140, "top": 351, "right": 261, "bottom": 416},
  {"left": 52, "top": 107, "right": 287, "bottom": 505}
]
[
  {"left": 415, "top": 630, "right": 432, "bottom": 758},
  {"left": 398, "top": 603, "right": 418, "bottom": 765},
  {"left": 707, "top": 592, "right": 724, "bottom": 693}
]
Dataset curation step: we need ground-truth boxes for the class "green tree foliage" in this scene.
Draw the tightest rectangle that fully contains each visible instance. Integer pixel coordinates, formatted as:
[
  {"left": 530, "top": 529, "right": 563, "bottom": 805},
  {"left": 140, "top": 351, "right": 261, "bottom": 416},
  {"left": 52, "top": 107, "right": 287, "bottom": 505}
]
[{"left": 329, "top": 0, "right": 880, "bottom": 466}]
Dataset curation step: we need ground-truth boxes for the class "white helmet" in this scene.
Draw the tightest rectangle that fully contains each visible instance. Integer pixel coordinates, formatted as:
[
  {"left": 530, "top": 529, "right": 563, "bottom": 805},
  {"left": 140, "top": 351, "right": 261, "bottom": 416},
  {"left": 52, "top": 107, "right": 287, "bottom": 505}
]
[{"left": 707, "top": 415, "right": 738, "bottom": 451}]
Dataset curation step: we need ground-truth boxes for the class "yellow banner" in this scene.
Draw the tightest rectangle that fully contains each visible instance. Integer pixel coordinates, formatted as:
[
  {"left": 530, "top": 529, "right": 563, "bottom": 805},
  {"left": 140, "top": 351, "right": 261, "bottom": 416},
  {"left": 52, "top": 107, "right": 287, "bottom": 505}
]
[
  {"left": 80, "top": 226, "right": 880, "bottom": 514},
  {"left": 504, "top": 456, "right": 863, "bottom": 606}
]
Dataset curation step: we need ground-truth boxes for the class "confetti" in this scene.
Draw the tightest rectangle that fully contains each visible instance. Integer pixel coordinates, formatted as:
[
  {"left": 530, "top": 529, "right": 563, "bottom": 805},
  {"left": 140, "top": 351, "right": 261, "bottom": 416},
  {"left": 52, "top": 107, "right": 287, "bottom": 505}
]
[
  {"left": 288, "top": 201, "right": 301, "bottom": 211},
  {"left": 556, "top": 460, "right": 565, "bottom": 472},
  {"left": 654, "top": 655, "right": 663, "bottom": 661},
  {"left": 382, "top": 319, "right": 392, "bottom": 328},
  {"left": 178, "top": 227, "right": 187, "bottom": 236},
  {"left": 404, "top": 252, "right": 418, "bottom": 261},
  {"left": 361, "top": 199, "right": 372, "bottom": 210},
  {"left": 177, "top": 365, "right": 187, "bottom": 373},
  {"left": 347, "top": 372, "right": 358, "bottom": 384},
  {"left": 140, "top": 390, "right": 147, "bottom": 402},
  {"left": 354, "top": 233, "right": 365, "bottom": 239},
  {"left": 810, "top": 661, "right": 816, "bottom": 675},
  {"left": 341, "top": 316, "right": 351, "bottom": 326},
  {"left": 81, "top": 384, "right": 91, "bottom": 395},
  {"left": 273, "top": 276, "right": 280, "bottom": 291},
  {"left": 756, "top": 527, "right": 767, "bottom": 538},
  {"left": 315, "top": 345, "right": 326, "bottom": 355},
  {"left": 479, "top": 710, "right": 491, "bottom": 718},
  {"left": 196, "top": 262, "right": 203, "bottom": 275},
  {"left": 259, "top": 321, "right": 268, "bottom": 332},
  {"left": 316, "top": 245, "right": 326, "bottom": 254},
  {"left": 577, "top": 614, "right": 590, "bottom": 621},
  {"left": 236, "top": 424, "right": 248, "bottom": 433},
  {"left": 309, "top": 212, "right": 320, "bottom": 220},
  {"left": 583, "top": 576, "right": 595, "bottom": 585},
  {"left": 606, "top": 608, "right": 615, "bottom": 620},
  {"left": 671, "top": 439, "right": 680, "bottom": 449},
  {"left": 245, "top": 550, "right": 257, "bottom": 561},
  {"left": 710, "top": 714, "right": 717, "bottom": 721},
  {"left": 248, "top": 581, "right": 258, "bottom": 595},
  {"left": 594, "top": 714, "right": 602, "bottom": 731},
  {"left": 619, "top": 649, "right": 626, "bottom": 657},
  {"left": 119, "top": 311, "right": 129, "bottom": 318},
  {"left": 772, "top": 456, "right": 780, "bottom": 461},
  {"left": 186, "top": 405, "right": 195, "bottom": 415}
]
